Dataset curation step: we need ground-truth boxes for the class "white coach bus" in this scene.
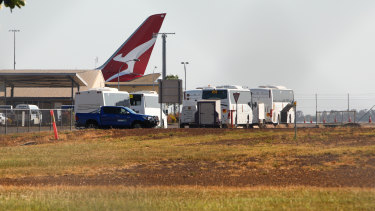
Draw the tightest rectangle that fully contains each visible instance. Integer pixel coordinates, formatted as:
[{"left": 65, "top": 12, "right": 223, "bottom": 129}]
[
  {"left": 129, "top": 91, "right": 167, "bottom": 128},
  {"left": 201, "top": 85, "right": 252, "bottom": 127},
  {"left": 250, "top": 85, "right": 294, "bottom": 125}
]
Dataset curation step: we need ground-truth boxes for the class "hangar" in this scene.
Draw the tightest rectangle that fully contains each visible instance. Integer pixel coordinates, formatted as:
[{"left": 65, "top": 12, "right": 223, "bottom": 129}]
[
  {"left": 0, "top": 70, "right": 160, "bottom": 109},
  {"left": 0, "top": 70, "right": 105, "bottom": 109}
]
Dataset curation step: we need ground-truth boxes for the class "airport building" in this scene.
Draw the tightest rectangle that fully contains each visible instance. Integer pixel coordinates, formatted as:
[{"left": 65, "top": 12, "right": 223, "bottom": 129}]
[
  {"left": 0, "top": 70, "right": 160, "bottom": 109},
  {"left": 0, "top": 69, "right": 105, "bottom": 109}
]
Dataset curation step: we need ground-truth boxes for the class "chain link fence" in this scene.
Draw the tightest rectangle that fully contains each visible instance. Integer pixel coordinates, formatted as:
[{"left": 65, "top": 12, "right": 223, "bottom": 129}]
[
  {"left": 0, "top": 109, "right": 74, "bottom": 134},
  {"left": 316, "top": 111, "right": 356, "bottom": 124}
]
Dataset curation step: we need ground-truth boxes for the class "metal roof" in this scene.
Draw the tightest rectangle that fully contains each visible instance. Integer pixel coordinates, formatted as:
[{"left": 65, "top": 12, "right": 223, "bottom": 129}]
[{"left": 0, "top": 70, "right": 88, "bottom": 87}]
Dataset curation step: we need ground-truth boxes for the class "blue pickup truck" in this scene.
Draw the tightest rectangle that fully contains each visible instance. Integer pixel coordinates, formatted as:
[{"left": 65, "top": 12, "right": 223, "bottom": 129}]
[{"left": 75, "top": 106, "right": 159, "bottom": 129}]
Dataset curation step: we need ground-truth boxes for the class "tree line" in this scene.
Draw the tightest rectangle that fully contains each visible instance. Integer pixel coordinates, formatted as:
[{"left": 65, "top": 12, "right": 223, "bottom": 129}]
[{"left": 296, "top": 109, "right": 375, "bottom": 123}]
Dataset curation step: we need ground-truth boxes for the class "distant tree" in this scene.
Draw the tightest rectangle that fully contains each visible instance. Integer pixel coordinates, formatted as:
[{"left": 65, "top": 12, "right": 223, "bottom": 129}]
[
  {"left": 165, "top": 74, "right": 179, "bottom": 80},
  {"left": 296, "top": 110, "right": 304, "bottom": 122},
  {"left": 0, "top": 0, "right": 25, "bottom": 12}
]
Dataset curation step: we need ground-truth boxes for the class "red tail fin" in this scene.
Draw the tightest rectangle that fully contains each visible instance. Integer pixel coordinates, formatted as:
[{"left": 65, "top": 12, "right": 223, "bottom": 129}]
[{"left": 99, "top": 13, "right": 166, "bottom": 82}]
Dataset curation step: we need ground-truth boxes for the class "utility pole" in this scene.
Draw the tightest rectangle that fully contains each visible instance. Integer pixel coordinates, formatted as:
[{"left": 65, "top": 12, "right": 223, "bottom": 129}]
[
  {"left": 153, "top": 33, "right": 175, "bottom": 79},
  {"left": 294, "top": 101, "right": 297, "bottom": 140},
  {"left": 315, "top": 93, "right": 318, "bottom": 126},
  {"left": 9, "top": 29, "right": 20, "bottom": 70},
  {"left": 348, "top": 93, "right": 350, "bottom": 122},
  {"left": 154, "top": 32, "right": 175, "bottom": 129}
]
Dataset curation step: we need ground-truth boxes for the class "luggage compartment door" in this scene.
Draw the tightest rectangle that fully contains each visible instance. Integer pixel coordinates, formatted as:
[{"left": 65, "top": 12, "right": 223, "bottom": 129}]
[{"left": 199, "top": 102, "right": 215, "bottom": 125}]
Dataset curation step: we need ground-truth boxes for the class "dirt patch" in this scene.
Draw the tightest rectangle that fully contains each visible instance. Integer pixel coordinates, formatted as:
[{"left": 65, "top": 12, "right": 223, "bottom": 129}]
[
  {"left": 290, "top": 153, "right": 340, "bottom": 167},
  {"left": 1, "top": 160, "right": 374, "bottom": 188}
]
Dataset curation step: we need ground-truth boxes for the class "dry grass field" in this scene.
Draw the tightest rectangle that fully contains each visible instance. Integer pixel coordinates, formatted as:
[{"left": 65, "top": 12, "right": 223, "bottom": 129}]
[{"left": 0, "top": 127, "right": 374, "bottom": 210}]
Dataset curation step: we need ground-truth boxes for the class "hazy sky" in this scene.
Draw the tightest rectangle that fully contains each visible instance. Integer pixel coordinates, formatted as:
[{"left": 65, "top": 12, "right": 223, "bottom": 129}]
[{"left": 1, "top": 0, "right": 375, "bottom": 114}]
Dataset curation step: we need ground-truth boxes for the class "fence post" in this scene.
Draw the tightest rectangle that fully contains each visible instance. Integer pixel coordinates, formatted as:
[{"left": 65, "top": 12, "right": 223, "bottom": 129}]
[
  {"left": 70, "top": 109, "right": 73, "bottom": 131},
  {"left": 28, "top": 110, "right": 30, "bottom": 132},
  {"left": 5, "top": 109, "right": 7, "bottom": 135},
  {"left": 16, "top": 110, "right": 19, "bottom": 133},
  {"left": 39, "top": 110, "right": 41, "bottom": 132}
]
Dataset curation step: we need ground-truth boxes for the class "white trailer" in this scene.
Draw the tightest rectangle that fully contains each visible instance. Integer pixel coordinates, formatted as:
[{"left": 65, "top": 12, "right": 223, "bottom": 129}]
[
  {"left": 250, "top": 85, "right": 295, "bottom": 125},
  {"left": 129, "top": 91, "right": 167, "bottom": 128},
  {"left": 180, "top": 89, "right": 203, "bottom": 128},
  {"left": 201, "top": 85, "right": 252, "bottom": 128},
  {"left": 74, "top": 87, "right": 130, "bottom": 113},
  {"left": 197, "top": 100, "right": 221, "bottom": 127}
]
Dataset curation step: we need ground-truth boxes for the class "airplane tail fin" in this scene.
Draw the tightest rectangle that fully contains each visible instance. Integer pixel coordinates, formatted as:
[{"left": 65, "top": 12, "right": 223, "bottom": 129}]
[{"left": 99, "top": 13, "right": 166, "bottom": 82}]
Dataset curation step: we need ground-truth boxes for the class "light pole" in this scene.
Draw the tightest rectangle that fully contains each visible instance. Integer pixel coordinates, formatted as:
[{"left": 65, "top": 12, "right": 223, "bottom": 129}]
[
  {"left": 153, "top": 32, "right": 175, "bottom": 79},
  {"left": 9, "top": 29, "right": 20, "bottom": 70},
  {"left": 152, "top": 66, "right": 157, "bottom": 91},
  {"left": 117, "top": 59, "right": 140, "bottom": 90},
  {"left": 181, "top": 62, "right": 189, "bottom": 91}
]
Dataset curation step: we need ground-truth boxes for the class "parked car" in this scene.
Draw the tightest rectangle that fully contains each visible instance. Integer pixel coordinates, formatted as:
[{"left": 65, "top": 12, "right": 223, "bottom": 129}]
[{"left": 0, "top": 113, "right": 8, "bottom": 125}]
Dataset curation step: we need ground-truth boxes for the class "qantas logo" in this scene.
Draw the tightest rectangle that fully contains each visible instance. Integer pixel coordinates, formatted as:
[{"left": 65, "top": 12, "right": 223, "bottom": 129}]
[{"left": 105, "top": 37, "right": 157, "bottom": 82}]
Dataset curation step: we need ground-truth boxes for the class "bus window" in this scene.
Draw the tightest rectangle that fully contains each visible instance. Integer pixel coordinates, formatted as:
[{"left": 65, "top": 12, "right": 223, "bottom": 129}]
[
  {"left": 229, "top": 90, "right": 251, "bottom": 104},
  {"left": 104, "top": 93, "right": 131, "bottom": 107},
  {"left": 144, "top": 96, "right": 159, "bottom": 108},
  {"left": 272, "top": 90, "right": 294, "bottom": 102}
]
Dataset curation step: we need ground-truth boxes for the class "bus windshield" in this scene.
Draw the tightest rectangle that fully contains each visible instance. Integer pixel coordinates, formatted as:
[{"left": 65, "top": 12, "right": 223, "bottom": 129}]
[
  {"left": 202, "top": 90, "right": 228, "bottom": 100},
  {"left": 130, "top": 94, "right": 142, "bottom": 106}
]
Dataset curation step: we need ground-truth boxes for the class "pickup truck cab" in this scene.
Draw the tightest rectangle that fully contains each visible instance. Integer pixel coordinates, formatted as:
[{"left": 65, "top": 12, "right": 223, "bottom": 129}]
[{"left": 75, "top": 106, "right": 158, "bottom": 129}]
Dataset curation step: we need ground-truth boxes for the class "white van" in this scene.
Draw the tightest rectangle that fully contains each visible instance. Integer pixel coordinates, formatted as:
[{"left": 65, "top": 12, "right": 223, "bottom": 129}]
[
  {"left": 15, "top": 104, "right": 42, "bottom": 125},
  {"left": 129, "top": 91, "right": 167, "bottom": 128}
]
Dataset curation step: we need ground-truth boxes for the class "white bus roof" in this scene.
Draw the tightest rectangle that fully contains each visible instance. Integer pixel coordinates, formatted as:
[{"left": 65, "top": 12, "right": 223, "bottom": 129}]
[
  {"left": 257, "top": 85, "right": 289, "bottom": 90},
  {"left": 195, "top": 86, "right": 215, "bottom": 89},
  {"left": 130, "top": 91, "right": 158, "bottom": 95},
  {"left": 212, "top": 85, "right": 249, "bottom": 90}
]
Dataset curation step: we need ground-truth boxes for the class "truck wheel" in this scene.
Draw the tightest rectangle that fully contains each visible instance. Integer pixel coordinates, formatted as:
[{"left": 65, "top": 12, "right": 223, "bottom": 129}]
[
  {"left": 133, "top": 123, "right": 142, "bottom": 129},
  {"left": 273, "top": 115, "right": 280, "bottom": 127},
  {"left": 86, "top": 121, "right": 98, "bottom": 129}
]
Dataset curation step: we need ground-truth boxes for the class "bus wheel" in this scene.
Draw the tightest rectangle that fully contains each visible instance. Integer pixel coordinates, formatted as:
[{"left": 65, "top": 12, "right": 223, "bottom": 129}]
[{"left": 273, "top": 115, "right": 280, "bottom": 127}]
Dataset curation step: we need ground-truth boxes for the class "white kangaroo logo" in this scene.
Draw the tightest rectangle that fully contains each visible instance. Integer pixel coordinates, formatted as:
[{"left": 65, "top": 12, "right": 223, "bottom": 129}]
[{"left": 105, "top": 37, "right": 157, "bottom": 82}]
